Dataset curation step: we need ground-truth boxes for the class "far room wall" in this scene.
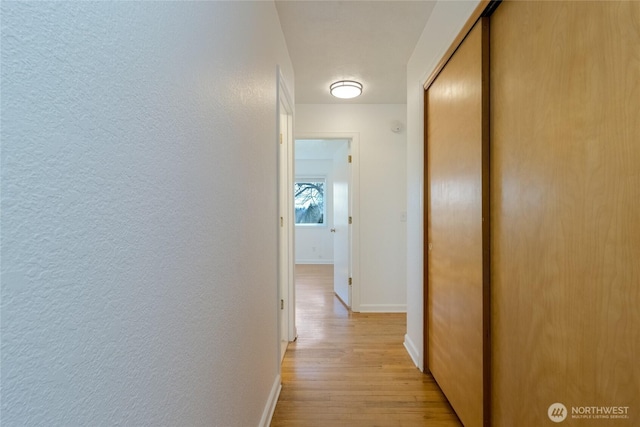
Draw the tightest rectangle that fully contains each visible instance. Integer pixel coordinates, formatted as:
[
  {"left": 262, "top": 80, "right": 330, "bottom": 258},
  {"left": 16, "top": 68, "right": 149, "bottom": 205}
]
[{"left": 295, "top": 158, "right": 334, "bottom": 264}]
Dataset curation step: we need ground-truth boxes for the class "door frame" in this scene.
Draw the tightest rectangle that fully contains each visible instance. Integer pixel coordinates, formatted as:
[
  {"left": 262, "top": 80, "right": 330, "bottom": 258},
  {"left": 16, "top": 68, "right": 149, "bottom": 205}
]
[
  {"left": 277, "top": 68, "right": 295, "bottom": 368},
  {"left": 295, "top": 132, "right": 361, "bottom": 312}
]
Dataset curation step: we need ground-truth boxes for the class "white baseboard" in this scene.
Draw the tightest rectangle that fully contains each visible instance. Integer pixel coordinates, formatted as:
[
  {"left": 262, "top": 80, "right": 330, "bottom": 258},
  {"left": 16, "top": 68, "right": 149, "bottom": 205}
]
[
  {"left": 404, "top": 334, "right": 422, "bottom": 371},
  {"left": 358, "top": 304, "right": 406, "bottom": 313},
  {"left": 295, "top": 259, "right": 333, "bottom": 264},
  {"left": 258, "top": 374, "right": 282, "bottom": 427}
]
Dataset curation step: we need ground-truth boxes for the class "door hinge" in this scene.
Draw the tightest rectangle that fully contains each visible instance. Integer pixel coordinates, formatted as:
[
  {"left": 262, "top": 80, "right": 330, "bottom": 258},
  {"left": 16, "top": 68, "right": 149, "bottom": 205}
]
[
  {"left": 348, "top": 277, "right": 353, "bottom": 286},
  {"left": 281, "top": 299, "right": 284, "bottom": 309},
  {"left": 348, "top": 216, "right": 352, "bottom": 224},
  {"left": 280, "top": 133, "right": 283, "bottom": 144},
  {"left": 280, "top": 216, "right": 284, "bottom": 227},
  {"left": 348, "top": 155, "right": 352, "bottom": 163}
]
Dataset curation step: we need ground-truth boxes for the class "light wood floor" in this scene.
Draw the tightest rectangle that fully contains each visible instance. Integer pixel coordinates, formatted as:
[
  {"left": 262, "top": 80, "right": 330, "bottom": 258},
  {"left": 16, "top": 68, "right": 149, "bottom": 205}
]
[{"left": 270, "top": 264, "right": 461, "bottom": 427}]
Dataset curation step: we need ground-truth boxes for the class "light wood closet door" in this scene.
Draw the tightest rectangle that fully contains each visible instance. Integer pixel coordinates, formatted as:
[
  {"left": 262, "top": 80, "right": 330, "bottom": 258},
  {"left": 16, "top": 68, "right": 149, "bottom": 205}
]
[
  {"left": 426, "top": 18, "right": 490, "bottom": 427},
  {"left": 491, "top": 1, "right": 640, "bottom": 425}
]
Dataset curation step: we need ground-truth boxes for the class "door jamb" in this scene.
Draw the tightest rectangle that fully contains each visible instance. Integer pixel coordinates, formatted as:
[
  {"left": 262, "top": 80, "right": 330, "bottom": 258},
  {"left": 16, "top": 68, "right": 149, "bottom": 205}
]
[{"left": 277, "top": 68, "right": 295, "bottom": 368}]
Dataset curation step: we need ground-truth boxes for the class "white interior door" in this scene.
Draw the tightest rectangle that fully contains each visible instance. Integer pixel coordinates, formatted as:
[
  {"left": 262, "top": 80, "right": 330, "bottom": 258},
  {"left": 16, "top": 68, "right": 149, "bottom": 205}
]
[{"left": 333, "top": 141, "right": 350, "bottom": 306}]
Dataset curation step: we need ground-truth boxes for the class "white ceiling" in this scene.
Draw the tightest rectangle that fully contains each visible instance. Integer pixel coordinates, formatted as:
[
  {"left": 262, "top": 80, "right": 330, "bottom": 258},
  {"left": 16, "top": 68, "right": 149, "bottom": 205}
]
[{"left": 275, "top": 1, "right": 436, "bottom": 104}]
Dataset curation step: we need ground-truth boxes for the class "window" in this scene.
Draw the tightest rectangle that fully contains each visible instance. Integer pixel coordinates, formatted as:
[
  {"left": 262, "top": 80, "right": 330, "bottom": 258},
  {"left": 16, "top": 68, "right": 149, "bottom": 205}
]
[{"left": 294, "top": 179, "right": 325, "bottom": 225}]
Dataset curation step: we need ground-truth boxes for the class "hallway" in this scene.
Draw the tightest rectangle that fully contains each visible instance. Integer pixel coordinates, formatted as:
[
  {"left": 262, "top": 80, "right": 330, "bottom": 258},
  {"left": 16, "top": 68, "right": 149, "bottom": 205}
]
[{"left": 271, "top": 264, "right": 461, "bottom": 426}]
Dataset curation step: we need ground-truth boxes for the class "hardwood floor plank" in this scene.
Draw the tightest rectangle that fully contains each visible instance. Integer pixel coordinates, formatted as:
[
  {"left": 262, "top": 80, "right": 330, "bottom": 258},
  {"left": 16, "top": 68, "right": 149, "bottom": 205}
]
[{"left": 270, "top": 264, "right": 461, "bottom": 427}]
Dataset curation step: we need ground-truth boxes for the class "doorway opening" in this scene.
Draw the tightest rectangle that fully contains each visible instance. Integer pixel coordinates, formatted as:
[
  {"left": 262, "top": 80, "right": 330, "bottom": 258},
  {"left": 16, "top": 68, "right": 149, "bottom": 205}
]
[{"left": 294, "top": 135, "right": 360, "bottom": 314}]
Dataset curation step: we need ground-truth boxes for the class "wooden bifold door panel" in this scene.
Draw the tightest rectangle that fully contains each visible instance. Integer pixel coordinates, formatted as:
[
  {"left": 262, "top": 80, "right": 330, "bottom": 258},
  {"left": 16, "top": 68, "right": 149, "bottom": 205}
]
[{"left": 425, "top": 17, "right": 490, "bottom": 427}]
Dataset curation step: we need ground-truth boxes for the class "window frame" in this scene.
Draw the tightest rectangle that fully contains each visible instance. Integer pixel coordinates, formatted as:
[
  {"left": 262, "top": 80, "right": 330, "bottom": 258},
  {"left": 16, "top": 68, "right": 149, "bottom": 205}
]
[{"left": 294, "top": 177, "right": 327, "bottom": 227}]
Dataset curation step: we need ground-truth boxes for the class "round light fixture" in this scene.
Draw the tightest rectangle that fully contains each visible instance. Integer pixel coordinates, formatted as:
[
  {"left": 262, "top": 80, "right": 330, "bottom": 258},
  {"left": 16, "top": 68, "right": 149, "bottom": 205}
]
[{"left": 330, "top": 80, "right": 363, "bottom": 99}]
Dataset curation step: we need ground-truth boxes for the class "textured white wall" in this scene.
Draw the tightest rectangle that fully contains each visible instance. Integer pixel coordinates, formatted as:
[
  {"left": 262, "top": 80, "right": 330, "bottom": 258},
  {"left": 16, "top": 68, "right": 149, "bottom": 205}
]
[
  {"left": 405, "top": 0, "right": 480, "bottom": 370},
  {"left": 295, "top": 159, "right": 334, "bottom": 264},
  {"left": 296, "top": 104, "right": 407, "bottom": 312},
  {"left": 1, "top": 2, "right": 293, "bottom": 426}
]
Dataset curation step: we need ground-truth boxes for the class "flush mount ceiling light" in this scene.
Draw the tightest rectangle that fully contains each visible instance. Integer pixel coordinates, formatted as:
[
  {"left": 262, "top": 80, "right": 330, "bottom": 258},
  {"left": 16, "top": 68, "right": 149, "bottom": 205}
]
[{"left": 330, "top": 80, "right": 363, "bottom": 99}]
